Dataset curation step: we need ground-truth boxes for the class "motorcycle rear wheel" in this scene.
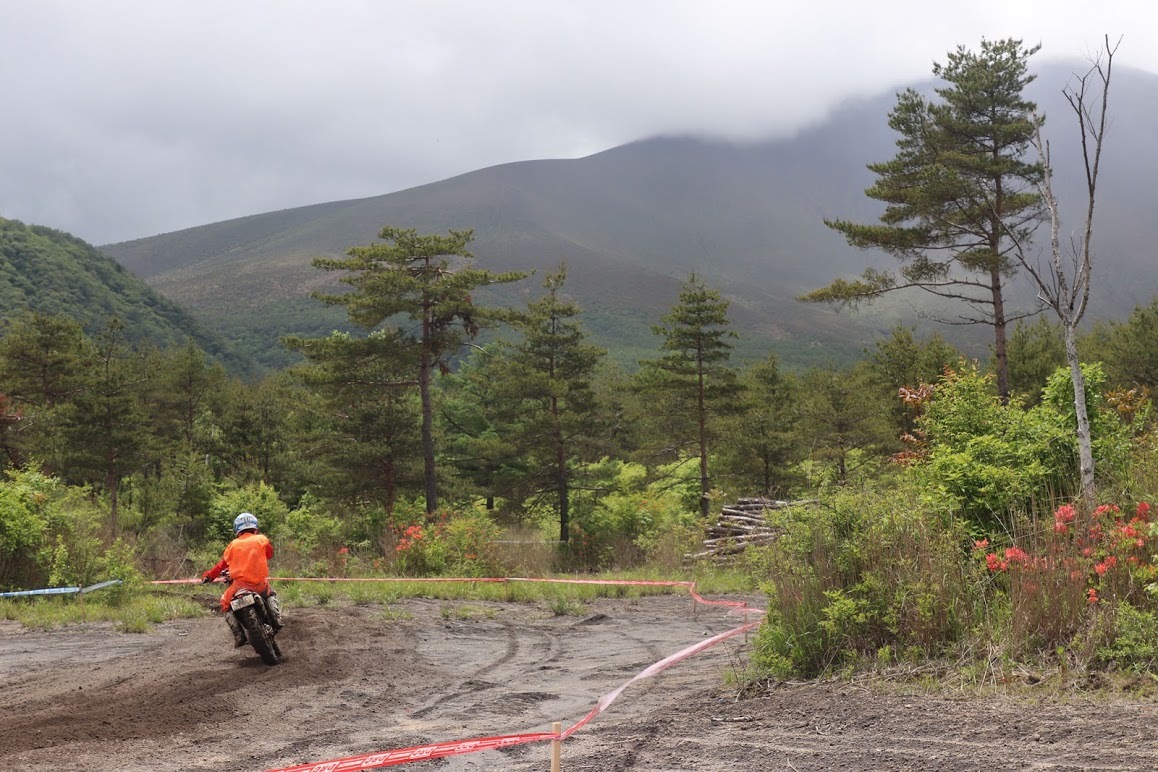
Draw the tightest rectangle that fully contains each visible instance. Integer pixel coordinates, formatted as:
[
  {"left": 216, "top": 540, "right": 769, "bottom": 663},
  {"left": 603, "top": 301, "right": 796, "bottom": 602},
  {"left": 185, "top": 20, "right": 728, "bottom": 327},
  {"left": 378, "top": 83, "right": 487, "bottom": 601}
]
[{"left": 238, "top": 606, "right": 281, "bottom": 665}]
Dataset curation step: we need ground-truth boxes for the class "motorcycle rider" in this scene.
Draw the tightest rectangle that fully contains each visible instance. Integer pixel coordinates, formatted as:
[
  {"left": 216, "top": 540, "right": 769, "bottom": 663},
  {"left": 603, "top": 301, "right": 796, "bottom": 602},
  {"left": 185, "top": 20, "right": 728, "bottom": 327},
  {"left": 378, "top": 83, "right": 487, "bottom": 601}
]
[{"left": 202, "top": 512, "right": 282, "bottom": 646}]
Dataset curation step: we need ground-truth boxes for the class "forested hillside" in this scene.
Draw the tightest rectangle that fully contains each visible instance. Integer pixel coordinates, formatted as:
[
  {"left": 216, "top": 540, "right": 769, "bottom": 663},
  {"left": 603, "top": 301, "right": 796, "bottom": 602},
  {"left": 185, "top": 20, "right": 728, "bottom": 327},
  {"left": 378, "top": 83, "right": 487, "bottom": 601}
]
[{"left": 0, "top": 217, "right": 245, "bottom": 371}]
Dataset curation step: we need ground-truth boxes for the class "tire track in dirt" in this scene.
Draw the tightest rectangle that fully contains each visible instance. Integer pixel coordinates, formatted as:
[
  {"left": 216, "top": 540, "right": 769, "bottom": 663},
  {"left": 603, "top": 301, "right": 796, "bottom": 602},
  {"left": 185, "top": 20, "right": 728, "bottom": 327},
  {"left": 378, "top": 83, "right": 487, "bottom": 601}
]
[{"left": 22, "top": 595, "right": 1154, "bottom": 772}]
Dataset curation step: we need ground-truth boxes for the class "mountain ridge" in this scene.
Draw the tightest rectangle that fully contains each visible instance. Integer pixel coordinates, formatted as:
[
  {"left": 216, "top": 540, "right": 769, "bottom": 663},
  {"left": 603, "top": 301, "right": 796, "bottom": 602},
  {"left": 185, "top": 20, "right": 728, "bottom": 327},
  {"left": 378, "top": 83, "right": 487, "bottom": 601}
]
[{"left": 99, "top": 64, "right": 1158, "bottom": 370}]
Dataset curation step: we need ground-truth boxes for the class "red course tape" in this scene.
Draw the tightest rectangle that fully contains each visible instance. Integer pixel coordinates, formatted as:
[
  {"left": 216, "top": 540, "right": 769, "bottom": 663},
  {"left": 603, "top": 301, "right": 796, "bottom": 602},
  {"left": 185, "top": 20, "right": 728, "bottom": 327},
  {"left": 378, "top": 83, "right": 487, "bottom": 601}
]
[{"left": 265, "top": 731, "right": 559, "bottom": 771}]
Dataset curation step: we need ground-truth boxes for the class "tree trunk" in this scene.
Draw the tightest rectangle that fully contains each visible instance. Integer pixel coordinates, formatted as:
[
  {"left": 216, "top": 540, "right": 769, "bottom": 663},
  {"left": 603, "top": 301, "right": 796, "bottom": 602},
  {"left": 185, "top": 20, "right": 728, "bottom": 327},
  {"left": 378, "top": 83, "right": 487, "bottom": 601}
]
[
  {"left": 697, "top": 350, "right": 710, "bottom": 519},
  {"left": 1065, "top": 324, "right": 1096, "bottom": 510},
  {"left": 990, "top": 266, "right": 1010, "bottom": 404},
  {"left": 107, "top": 463, "right": 118, "bottom": 539},
  {"left": 553, "top": 396, "right": 570, "bottom": 543},
  {"left": 419, "top": 335, "right": 437, "bottom": 516}
]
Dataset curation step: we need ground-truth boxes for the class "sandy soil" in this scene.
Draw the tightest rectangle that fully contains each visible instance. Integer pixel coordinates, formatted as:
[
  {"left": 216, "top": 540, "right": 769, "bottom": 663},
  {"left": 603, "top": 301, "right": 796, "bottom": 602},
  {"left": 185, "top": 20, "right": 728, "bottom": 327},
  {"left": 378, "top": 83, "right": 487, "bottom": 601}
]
[{"left": 1, "top": 594, "right": 1157, "bottom": 772}]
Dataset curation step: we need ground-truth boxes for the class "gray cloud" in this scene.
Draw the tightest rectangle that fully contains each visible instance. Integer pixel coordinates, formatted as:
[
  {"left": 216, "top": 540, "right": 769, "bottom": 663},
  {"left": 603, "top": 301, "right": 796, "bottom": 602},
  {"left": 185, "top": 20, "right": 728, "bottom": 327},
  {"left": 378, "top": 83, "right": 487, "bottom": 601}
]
[{"left": 1, "top": 0, "right": 1153, "bottom": 245}]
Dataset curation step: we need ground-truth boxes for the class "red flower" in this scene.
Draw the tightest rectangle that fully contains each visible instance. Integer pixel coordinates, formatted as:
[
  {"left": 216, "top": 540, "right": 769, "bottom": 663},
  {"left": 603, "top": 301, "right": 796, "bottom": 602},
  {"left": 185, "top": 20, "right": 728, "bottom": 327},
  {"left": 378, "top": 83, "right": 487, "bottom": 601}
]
[
  {"left": 1087, "top": 588, "right": 1099, "bottom": 604},
  {"left": 985, "top": 554, "right": 1008, "bottom": 572},
  {"left": 1054, "top": 504, "right": 1076, "bottom": 523},
  {"left": 1054, "top": 522, "right": 1069, "bottom": 535},
  {"left": 1095, "top": 562, "right": 1108, "bottom": 576},
  {"left": 1137, "top": 501, "right": 1151, "bottom": 520},
  {"left": 1004, "top": 546, "right": 1030, "bottom": 564},
  {"left": 973, "top": 538, "right": 990, "bottom": 552}
]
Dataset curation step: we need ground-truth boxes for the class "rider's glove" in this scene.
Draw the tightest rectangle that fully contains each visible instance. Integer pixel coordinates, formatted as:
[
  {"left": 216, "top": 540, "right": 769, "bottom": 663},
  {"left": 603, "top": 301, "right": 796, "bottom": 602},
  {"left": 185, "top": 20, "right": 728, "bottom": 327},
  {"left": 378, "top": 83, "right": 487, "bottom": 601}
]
[{"left": 201, "top": 575, "right": 213, "bottom": 584}]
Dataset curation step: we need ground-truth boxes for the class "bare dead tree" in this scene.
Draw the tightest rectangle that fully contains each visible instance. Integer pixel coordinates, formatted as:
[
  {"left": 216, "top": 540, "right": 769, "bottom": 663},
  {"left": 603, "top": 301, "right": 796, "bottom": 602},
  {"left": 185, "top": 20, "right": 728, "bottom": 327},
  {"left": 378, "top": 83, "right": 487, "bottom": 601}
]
[{"left": 1011, "top": 36, "right": 1118, "bottom": 510}]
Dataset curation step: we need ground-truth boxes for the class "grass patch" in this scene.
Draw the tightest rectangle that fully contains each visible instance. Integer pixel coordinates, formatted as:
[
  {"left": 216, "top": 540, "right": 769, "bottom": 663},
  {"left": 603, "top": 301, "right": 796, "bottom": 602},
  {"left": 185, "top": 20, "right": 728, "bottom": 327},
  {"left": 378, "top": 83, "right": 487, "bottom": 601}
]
[
  {"left": 375, "top": 605, "right": 413, "bottom": 622},
  {"left": 440, "top": 603, "right": 499, "bottom": 620},
  {"left": 548, "top": 596, "right": 589, "bottom": 616},
  {"left": 0, "top": 593, "right": 205, "bottom": 632},
  {"left": 0, "top": 568, "right": 755, "bottom": 631},
  {"left": 262, "top": 568, "right": 755, "bottom": 607}
]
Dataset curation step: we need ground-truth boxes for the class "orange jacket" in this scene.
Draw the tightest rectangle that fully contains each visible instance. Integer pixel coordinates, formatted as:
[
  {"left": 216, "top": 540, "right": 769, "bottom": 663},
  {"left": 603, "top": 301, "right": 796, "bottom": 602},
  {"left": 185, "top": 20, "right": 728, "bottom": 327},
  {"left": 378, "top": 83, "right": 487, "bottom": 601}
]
[{"left": 203, "top": 531, "right": 273, "bottom": 587}]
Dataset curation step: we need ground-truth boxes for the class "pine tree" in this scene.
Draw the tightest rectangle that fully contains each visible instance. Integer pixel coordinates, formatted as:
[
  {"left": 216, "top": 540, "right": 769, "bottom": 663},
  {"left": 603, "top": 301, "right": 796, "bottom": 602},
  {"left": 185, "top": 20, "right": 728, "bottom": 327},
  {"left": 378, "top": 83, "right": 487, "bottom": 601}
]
[
  {"left": 802, "top": 39, "right": 1043, "bottom": 402},
  {"left": 307, "top": 227, "right": 528, "bottom": 514},
  {"left": 478, "top": 267, "right": 605, "bottom": 540},
  {"left": 289, "top": 332, "right": 423, "bottom": 515},
  {"left": 637, "top": 274, "right": 741, "bottom": 518},
  {"left": 797, "top": 365, "right": 892, "bottom": 484},
  {"left": 717, "top": 356, "right": 800, "bottom": 498},
  {"left": 57, "top": 318, "right": 152, "bottom": 535}
]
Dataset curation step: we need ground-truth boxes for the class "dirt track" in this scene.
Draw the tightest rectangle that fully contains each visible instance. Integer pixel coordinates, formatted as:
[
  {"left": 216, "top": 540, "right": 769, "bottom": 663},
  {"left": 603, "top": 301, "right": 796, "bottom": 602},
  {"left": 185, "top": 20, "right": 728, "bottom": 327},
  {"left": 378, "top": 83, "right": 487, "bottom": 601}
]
[{"left": 2, "top": 595, "right": 1158, "bottom": 771}]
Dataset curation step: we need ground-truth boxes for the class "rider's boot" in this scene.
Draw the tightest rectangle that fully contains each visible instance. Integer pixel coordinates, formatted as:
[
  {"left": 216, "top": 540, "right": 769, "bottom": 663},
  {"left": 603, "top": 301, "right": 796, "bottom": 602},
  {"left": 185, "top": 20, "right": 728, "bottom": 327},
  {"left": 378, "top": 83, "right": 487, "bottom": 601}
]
[
  {"left": 267, "top": 593, "right": 283, "bottom": 631},
  {"left": 224, "top": 611, "right": 247, "bottom": 647}
]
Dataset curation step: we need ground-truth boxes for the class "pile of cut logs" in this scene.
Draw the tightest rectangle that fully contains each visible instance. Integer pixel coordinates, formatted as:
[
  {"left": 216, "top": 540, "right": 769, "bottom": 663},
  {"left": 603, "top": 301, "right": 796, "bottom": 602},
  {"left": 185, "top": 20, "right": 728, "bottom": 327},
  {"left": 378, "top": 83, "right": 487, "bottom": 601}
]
[{"left": 686, "top": 498, "right": 808, "bottom": 563}]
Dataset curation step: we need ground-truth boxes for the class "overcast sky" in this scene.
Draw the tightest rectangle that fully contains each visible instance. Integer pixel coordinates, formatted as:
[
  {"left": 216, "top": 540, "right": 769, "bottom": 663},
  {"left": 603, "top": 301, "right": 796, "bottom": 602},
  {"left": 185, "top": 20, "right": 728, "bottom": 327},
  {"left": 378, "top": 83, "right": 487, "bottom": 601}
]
[{"left": 0, "top": 0, "right": 1154, "bottom": 246}]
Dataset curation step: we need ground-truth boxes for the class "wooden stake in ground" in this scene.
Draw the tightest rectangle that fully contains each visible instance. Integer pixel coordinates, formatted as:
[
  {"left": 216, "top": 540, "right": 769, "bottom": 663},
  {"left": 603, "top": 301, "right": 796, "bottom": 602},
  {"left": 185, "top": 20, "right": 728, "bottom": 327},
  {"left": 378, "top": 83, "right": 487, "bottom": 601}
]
[{"left": 551, "top": 721, "right": 562, "bottom": 771}]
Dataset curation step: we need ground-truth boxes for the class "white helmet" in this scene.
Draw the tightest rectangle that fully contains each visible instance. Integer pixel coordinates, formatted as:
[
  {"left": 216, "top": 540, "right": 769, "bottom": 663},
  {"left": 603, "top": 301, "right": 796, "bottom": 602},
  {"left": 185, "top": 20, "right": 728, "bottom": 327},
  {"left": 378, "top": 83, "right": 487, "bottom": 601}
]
[{"left": 233, "top": 512, "right": 259, "bottom": 534}]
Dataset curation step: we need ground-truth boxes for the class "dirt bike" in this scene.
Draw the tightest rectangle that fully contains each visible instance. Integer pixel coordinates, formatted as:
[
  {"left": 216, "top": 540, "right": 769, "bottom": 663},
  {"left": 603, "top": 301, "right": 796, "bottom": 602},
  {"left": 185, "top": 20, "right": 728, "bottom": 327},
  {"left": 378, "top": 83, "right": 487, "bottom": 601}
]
[{"left": 214, "top": 569, "right": 284, "bottom": 666}]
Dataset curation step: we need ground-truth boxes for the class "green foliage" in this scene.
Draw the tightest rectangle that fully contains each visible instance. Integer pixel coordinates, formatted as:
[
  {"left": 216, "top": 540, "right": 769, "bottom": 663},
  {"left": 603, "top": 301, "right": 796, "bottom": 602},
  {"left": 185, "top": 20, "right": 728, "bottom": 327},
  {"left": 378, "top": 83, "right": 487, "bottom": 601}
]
[
  {"left": 0, "top": 591, "right": 205, "bottom": 631},
  {"left": 752, "top": 483, "right": 983, "bottom": 678},
  {"left": 0, "top": 468, "right": 56, "bottom": 586},
  {"left": 392, "top": 520, "right": 449, "bottom": 576},
  {"left": 917, "top": 364, "right": 1065, "bottom": 528},
  {"left": 42, "top": 497, "right": 105, "bottom": 588},
  {"left": 287, "top": 331, "right": 424, "bottom": 514},
  {"left": 1097, "top": 294, "right": 1158, "bottom": 390},
  {"left": 207, "top": 482, "right": 290, "bottom": 545},
  {"left": 441, "top": 508, "right": 504, "bottom": 577},
  {"left": 0, "top": 218, "right": 241, "bottom": 370},
  {"left": 306, "top": 226, "right": 530, "bottom": 514},
  {"left": 865, "top": 326, "right": 959, "bottom": 437},
  {"left": 716, "top": 355, "right": 802, "bottom": 498},
  {"left": 564, "top": 459, "right": 700, "bottom": 571},
  {"left": 914, "top": 362, "right": 1138, "bottom": 529},
  {"left": 1005, "top": 317, "right": 1066, "bottom": 406},
  {"left": 278, "top": 496, "right": 344, "bottom": 566},
  {"left": 1094, "top": 603, "right": 1158, "bottom": 671},
  {"left": 446, "top": 267, "right": 607, "bottom": 541},
  {"left": 1039, "top": 362, "right": 1135, "bottom": 485},
  {"left": 796, "top": 364, "right": 893, "bottom": 484}
]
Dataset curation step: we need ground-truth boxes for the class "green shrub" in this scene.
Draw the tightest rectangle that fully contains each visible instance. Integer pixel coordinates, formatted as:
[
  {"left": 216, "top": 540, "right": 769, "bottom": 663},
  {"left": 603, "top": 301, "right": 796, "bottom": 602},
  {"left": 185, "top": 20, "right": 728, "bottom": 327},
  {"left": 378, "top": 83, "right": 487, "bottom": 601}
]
[
  {"left": 917, "top": 364, "right": 1064, "bottom": 530},
  {"left": 1094, "top": 603, "right": 1158, "bottom": 671},
  {"left": 564, "top": 458, "right": 699, "bottom": 571},
  {"left": 278, "top": 495, "right": 343, "bottom": 570},
  {"left": 442, "top": 507, "right": 504, "bottom": 577},
  {"left": 206, "top": 482, "right": 290, "bottom": 544},
  {"left": 0, "top": 468, "right": 56, "bottom": 588},
  {"left": 751, "top": 483, "right": 984, "bottom": 678}
]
